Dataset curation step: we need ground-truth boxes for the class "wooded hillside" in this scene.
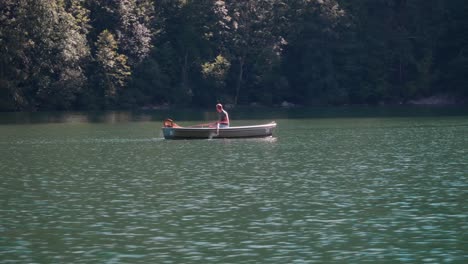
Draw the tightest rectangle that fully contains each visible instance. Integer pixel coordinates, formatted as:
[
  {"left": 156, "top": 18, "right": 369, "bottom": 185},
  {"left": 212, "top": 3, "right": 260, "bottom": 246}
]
[{"left": 1, "top": 0, "right": 467, "bottom": 111}]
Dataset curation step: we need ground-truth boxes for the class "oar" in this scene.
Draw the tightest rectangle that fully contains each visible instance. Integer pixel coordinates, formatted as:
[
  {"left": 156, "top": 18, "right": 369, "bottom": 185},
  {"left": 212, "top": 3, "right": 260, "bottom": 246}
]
[{"left": 189, "top": 122, "right": 216, "bottom": 128}]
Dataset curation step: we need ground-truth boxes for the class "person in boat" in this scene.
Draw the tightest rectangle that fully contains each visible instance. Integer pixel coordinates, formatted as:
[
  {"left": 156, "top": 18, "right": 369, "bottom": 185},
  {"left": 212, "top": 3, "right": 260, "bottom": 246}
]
[{"left": 216, "top": 103, "right": 229, "bottom": 128}]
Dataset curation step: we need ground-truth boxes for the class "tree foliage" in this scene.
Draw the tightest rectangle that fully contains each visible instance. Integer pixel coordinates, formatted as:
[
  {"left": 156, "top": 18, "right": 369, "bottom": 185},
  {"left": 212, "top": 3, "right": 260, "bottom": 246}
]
[
  {"left": 95, "top": 29, "right": 131, "bottom": 104},
  {"left": 0, "top": 0, "right": 467, "bottom": 111},
  {"left": 0, "top": 0, "right": 90, "bottom": 110}
]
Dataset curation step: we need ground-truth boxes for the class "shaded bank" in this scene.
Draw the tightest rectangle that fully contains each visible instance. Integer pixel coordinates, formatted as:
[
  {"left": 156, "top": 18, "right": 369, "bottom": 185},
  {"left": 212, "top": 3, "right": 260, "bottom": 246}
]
[{"left": 1, "top": 105, "right": 467, "bottom": 125}]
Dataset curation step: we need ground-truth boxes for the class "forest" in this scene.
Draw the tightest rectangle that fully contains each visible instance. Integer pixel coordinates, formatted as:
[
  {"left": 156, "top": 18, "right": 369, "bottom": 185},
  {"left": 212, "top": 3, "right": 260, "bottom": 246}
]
[{"left": 1, "top": 0, "right": 467, "bottom": 111}]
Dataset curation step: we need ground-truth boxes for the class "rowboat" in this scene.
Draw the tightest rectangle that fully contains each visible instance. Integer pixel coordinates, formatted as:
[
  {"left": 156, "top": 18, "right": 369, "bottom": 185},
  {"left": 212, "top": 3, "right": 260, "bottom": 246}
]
[{"left": 162, "top": 119, "right": 276, "bottom": 140}]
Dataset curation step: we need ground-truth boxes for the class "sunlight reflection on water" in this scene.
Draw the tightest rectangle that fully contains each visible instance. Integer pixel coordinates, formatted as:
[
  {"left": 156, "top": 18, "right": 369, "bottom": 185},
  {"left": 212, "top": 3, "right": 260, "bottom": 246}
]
[{"left": 1, "top": 116, "right": 467, "bottom": 263}]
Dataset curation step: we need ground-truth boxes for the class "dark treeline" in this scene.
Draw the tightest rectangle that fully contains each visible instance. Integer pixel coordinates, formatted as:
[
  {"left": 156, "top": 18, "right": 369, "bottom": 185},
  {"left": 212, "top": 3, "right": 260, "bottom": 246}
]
[{"left": 1, "top": 0, "right": 467, "bottom": 111}]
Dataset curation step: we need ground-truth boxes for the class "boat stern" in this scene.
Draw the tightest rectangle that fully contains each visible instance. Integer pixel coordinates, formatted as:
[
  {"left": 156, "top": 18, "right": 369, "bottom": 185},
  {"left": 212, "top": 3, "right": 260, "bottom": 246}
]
[{"left": 162, "top": 127, "right": 175, "bottom": 139}]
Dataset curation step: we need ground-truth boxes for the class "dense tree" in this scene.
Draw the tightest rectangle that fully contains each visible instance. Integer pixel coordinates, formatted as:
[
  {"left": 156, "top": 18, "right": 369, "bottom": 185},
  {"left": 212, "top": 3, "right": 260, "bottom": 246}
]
[
  {"left": 282, "top": 0, "right": 352, "bottom": 105},
  {"left": 147, "top": 0, "right": 216, "bottom": 105},
  {"left": 434, "top": 0, "right": 468, "bottom": 97},
  {"left": 0, "top": 0, "right": 24, "bottom": 110},
  {"left": 0, "top": 0, "right": 467, "bottom": 111},
  {"left": 117, "top": 0, "right": 153, "bottom": 65},
  {"left": 212, "top": 0, "right": 287, "bottom": 105},
  {"left": 95, "top": 29, "right": 131, "bottom": 105},
  {"left": 0, "top": 0, "right": 89, "bottom": 110}
]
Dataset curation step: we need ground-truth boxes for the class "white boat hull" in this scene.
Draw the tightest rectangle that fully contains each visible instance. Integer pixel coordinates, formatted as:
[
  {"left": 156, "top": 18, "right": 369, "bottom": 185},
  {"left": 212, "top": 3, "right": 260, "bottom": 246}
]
[{"left": 162, "top": 122, "right": 276, "bottom": 139}]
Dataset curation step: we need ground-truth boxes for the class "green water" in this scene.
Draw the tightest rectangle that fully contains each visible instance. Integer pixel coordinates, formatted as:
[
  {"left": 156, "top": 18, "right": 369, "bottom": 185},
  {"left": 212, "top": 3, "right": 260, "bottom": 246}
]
[{"left": 1, "top": 108, "right": 467, "bottom": 263}]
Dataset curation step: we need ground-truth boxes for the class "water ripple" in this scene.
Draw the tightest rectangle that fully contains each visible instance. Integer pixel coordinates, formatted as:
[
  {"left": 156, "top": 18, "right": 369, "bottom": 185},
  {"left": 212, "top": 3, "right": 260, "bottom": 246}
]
[{"left": 1, "top": 118, "right": 466, "bottom": 263}]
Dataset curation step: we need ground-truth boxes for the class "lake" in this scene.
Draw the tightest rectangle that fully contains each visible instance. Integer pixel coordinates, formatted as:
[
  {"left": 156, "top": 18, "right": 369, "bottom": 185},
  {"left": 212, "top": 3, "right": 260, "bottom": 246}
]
[{"left": 1, "top": 106, "right": 467, "bottom": 263}]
